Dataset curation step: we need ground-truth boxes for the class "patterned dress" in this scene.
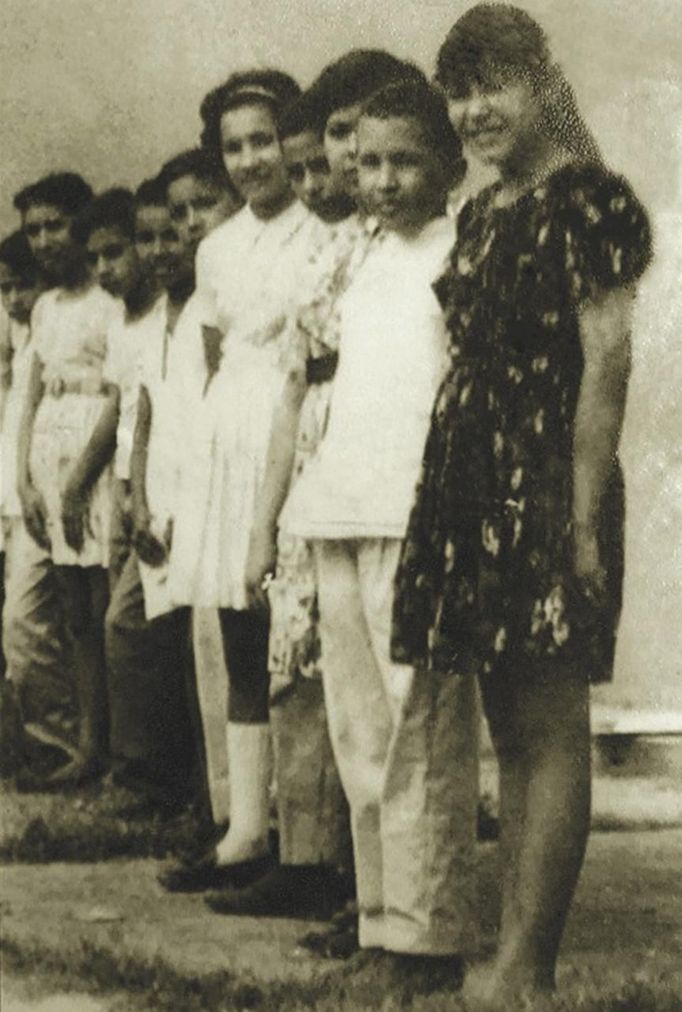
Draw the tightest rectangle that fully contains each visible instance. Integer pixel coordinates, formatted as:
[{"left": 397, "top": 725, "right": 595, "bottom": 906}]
[
  {"left": 391, "top": 163, "right": 652, "bottom": 682},
  {"left": 269, "top": 215, "right": 374, "bottom": 694}
]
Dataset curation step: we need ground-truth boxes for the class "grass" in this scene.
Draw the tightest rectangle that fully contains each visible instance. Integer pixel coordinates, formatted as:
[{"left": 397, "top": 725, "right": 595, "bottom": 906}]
[
  {"left": 3, "top": 935, "right": 682, "bottom": 1012},
  {"left": 0, "top": 774, "right": 200, "bottom": 863}
]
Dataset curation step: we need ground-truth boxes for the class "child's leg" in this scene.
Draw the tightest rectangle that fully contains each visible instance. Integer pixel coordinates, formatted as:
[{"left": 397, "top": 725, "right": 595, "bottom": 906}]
[
  {"left": 315, "top": 539, "right": 394, "bottom": 950},
  {"left": 358, "top": 539, "right": 479, "bottom": 957},
  {"left": 3, "top": 519, "right": 72, "bottom": 732},
  {"left": 271, "top": 675, "right": 352, "bottom": 873},
  {"left": 50, "top": 565, "right": 109, "bottom": 783},
  {"left": 213, "top": 608, "right": 272, "bottom": 864},
  {"left": 472, "top": 665, "right": 591, "bottom": 1004},
  {"left": 106, "top": 553, "right": 196, "bottom": 799}
]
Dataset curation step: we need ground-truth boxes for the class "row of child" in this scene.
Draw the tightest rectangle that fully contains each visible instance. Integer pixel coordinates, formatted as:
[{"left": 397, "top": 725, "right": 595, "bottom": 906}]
[{"left": 1, "top": 4, "right": 652, "bottom": 1007}]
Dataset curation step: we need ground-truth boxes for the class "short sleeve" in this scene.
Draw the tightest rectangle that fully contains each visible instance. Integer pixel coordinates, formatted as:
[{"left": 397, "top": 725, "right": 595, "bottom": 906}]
[
  {"left": 101, "top": 319, "right": 122, "bottom": 387},
  {"left": 29, "top": 291, "right": 52, "bottom": 364},
  {"left": 561, "top": 167, "right": 653, "bottom": 303}
]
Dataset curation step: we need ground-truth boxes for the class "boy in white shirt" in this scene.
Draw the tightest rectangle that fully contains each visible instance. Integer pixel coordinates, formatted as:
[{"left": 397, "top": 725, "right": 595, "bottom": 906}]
[{"left": 251, "top": 80, "right": 478, "bottom": 987}]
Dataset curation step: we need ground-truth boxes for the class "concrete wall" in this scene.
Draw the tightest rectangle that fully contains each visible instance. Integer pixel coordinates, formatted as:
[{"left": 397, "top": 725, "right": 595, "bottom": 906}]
[{"left": 1, "top": 0, "right": 681, "bottom": 711}]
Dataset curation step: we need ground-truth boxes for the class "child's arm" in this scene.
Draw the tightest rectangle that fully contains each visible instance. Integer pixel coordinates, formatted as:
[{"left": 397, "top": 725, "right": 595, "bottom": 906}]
[
  {"left": 245, "top": 361, "right": 307, "bottom": 611},
  {"left": 61, "top": 387, "right": 118, "bottom": 553},
  {"left": 17, "top": 352, "right": 50, "bottom": 549},
  {"left": 130, "top": 383, "right": 166, "bottom": 567},
  {"left": 573, "top": 286, "right": 633, "bottom": 596}
]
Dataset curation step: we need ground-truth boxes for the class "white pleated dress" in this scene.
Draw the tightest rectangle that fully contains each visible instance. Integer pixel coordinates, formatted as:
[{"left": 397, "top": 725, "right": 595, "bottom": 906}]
[
  {"left": 29, "top": 285, "right": 122, "bottom": 567},
  {"left": 167, "top": 200, "right": 314, "bottom": 611}
]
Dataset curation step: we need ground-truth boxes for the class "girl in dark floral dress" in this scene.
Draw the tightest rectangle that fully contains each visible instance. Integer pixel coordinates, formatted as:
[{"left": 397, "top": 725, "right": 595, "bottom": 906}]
[{"left": 391, "top": 5, "right": 652, "bottom": 1008}]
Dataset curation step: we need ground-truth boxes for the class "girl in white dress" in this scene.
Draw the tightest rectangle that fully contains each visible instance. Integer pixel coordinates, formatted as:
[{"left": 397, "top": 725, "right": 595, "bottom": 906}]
[
  {"left": 165, "top": 71, "right": 315, "bottom": 886},
  {"left": 16, "top": 173, "right": 121, "bottom": 785}
]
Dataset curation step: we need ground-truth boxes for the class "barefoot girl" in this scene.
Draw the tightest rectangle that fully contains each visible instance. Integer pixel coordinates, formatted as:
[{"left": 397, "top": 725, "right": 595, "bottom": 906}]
[
  {"left": 277, "top": 79, "right": 477, "bottom": 984},
  {"left": 391, "top": 6, "right": 653, "bottom": 1006},
  {"left": 16, "top": 173, "right": 121, "bottom": 785}
]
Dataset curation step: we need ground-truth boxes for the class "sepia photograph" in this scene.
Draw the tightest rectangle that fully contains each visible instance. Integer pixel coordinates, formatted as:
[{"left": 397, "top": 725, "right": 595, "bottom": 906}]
[{"left": 0, "top": 1, "right": 680, "bottom": 1009}]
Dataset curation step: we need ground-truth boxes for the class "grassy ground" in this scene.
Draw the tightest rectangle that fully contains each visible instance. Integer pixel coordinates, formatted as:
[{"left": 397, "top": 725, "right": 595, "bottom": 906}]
[{"left": 2, "top": 832, "right": 681, "bottom": 1011}]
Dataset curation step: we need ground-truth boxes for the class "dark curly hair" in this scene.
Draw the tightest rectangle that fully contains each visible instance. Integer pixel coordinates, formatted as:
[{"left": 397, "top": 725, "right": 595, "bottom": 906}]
[
  {"left": 306, "top": 50, "right": 425, "bottom": 131},
  {"left": 199, "top": 69, "right": 301, "bottom": 161},
  {"left": 72, "top": 188, "right": 135, "bottom": 245},
  {"left": 13, "top": 172, "right": 93, "bottom": 217},
  {"left": 0, "top": 229, "right": 44, "bottom": 282},
  {"left": 159, "top": 147, "right": 240, "bottom": 203}
]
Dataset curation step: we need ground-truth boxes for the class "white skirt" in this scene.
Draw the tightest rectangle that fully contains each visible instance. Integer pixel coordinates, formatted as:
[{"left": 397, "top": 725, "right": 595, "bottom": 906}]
[{"left": 30, "top": 392, "right": 111, "bottom": 567}]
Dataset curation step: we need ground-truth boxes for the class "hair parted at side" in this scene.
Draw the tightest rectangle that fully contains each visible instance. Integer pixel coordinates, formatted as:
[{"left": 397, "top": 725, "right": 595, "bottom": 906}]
[
  {"left": 306, "top": 50, "right": 425, "bottom": 129},
  {"left": 158, "top": 147, "right": 240, "bottom": 202},
  {"left": 0, "top": 229, "right": 44, "bottom": 280},
  {"left": 362, "top": 79, "right": 467, "bottom": 186},
  {"left": 72, "top": 188, "right": 135, "bottom": 245},
  {"left": 13, "top": 172, "right": 93, "bottom": 216},
  {"left": 199, "top": 69, "right": 301, "bottom": 159},
  {"left": 436, "top": 3, "right": 602, "bottom": 165}
]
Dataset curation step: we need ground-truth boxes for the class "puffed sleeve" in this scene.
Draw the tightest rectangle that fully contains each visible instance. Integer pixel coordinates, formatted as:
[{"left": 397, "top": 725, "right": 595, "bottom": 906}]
[{"left": 561, "top": 166, "right": 653, "bottom": 302}]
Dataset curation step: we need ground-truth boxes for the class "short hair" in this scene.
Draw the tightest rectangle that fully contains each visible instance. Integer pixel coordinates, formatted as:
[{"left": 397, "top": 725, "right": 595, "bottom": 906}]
[
  {"left": 306, "top": 50, "right": 425, "bottom": 129},
  {"left": 13, "top": 172, "right": 93, "bottom": 217},
  {"left": 279, "top": 92, "right": 324, "bottom": 142},
  {"left": 72, "top": 188, "right": 135, "bottom": 245},
  {"left": 134, "top": 176, "right": 169, "bottom": 208},
  {"left": 158, "top": 147, "right": 239, "bottom": 202},
  {"left": 435, "top": 3, "right": 602, "bottom": 164},
  {"left": 200, "top": 69, "right": 301, "bottom": 157},
  {"left": 0, "top": 230, "right": 43, "bottom": 282},
  {"left": 362, "top": 80, "right": 466, "bottom": 185}
]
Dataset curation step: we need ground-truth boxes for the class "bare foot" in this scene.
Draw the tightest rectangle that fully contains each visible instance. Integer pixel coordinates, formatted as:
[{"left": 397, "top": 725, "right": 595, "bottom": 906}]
[{"left": 463, "top": 961, "right": 555, "bottom": 1011}]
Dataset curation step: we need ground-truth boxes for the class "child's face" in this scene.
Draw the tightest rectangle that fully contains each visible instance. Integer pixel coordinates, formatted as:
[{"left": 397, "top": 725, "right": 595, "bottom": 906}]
[
  {"left": 0, "top": 263, "right": 45, "bottom": 325},
  {"left": 446, "top": 76, "right": 542, "bottom": 169},
  {"left": 22, "top": 202, "right": 75, "bottom": 278},
  {"left": 323, "top": 102, "right": 363, "bottom": 199},
  {"left": 86, "top": 225, "right": 139, "bottom": 298},
  {"left": 134, "top": 204, "right": 185, "bottom": 291},
  {"left": 357, "top": 115, "right": 447, "bottom": 236},
  {"left": 220, "top": 102, "right": 290, "bottom": 216},
  {"left": 282, "top": 130, "right": 347, "bottom": 222},
  {"left": 167, "top": 174, "right": 238, "bottom": 256}
]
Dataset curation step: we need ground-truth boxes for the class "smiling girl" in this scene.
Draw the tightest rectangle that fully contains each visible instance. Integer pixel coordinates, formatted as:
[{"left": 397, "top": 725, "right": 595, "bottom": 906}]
[
  {"left": 164, "top": 70, "right": 314, "bottom": 889},
  {"left": 391, "top": 5, "right": 653, "bottom": 1007}
]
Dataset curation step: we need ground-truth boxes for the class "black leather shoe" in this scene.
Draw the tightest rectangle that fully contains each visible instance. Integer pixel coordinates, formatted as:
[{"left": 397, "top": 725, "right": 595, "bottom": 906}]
[
  {"left": 158, "top": 851, "right": 275, "bottom": 893},
  {"left": 203, "top": 864, "right": 350, "bottom": 919}
]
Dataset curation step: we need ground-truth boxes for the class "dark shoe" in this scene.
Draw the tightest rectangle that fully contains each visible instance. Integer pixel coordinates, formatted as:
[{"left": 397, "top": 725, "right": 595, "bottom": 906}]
[
  {"left": 296, "top": 899, "right": 359, "bottom": 958},
  {"left": 203, "top": 863, "right": 350, "bottom": 919},
  {"left": 158, "top": 851, "right": 275, "bottom": 894},
  {"left": 16, "top": 753, "right": 104, "bottom": 792}
]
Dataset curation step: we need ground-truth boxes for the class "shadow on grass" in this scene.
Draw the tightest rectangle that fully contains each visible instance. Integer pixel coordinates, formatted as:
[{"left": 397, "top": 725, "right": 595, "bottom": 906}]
[
  {"left": 0, "top": 776, "right": 198, "bottom": 863},
  {"left": 3, "top": 935, "right": 682, "bottom": 1012}
]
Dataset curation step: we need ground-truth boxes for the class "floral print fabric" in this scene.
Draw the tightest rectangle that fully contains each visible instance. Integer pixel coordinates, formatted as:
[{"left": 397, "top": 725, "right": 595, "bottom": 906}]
[
  {"left": 269, "top": 217, "right": 375, "bottom": 693},
  {"left": 391, "top": 163, "right": 652, "bottom": 682}
]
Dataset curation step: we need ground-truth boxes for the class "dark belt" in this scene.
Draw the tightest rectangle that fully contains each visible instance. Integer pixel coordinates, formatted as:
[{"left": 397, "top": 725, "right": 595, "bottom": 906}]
[{"left": 306, "top": 352, "right": 338, "bottom": 385}]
